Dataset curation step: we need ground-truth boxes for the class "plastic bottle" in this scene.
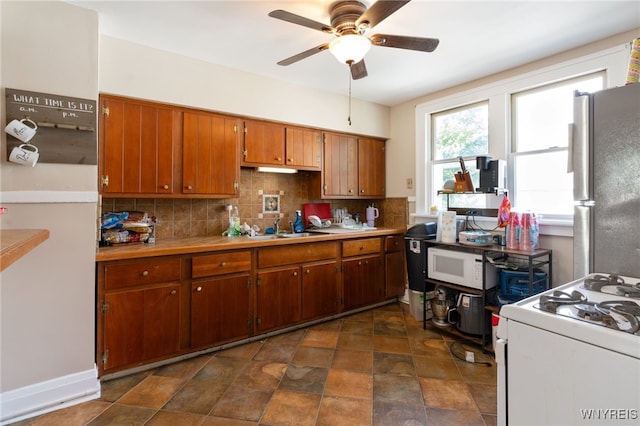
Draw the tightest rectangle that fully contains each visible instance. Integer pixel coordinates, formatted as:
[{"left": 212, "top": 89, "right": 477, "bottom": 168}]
[
  {"left": 293, "top": 210, "right": 304, "bottom": 233},
  {"left": 228, "top": 206, "right": 241, "bottom": 236}
]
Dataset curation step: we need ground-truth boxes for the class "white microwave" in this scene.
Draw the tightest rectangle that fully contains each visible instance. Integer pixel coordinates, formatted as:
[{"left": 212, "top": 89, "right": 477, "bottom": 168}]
[{"left": 427, "top": 247, "right": 497, "bottom": 290}]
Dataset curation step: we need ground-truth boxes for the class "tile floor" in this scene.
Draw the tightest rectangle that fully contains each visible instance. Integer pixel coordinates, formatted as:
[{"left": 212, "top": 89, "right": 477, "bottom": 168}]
[{"left": 13, "top": 302, "right": 497, "bottom": 426}]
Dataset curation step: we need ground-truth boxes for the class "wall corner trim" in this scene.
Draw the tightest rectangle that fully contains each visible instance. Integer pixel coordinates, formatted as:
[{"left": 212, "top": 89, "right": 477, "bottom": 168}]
[{"left": 0, "top": 366, "right": 100, "bottom": 424}]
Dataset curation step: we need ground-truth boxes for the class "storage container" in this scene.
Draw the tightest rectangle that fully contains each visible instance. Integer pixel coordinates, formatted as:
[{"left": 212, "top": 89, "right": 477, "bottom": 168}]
[{"left": 409, "top": 290, "right": 434, "bottom": 321}]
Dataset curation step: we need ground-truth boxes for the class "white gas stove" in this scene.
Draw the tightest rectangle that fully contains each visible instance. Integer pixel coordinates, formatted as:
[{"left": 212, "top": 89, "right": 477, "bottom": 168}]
[{"left": 496, "top": 273, "right": 640, "bottom": 425}]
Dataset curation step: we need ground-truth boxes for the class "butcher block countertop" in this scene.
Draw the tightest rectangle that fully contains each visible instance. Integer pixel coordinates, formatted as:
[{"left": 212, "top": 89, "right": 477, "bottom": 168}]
[
  {"left": 0, "top": 229, "right": 50, "bottom": 272},
  {"left": 96, "top": 227, "right": 406, "bottom": 262}
]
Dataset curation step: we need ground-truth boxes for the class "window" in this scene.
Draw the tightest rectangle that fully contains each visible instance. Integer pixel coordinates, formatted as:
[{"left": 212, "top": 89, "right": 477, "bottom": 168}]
[
  {"left": 511, "top": 73, "right": 604, "bottom": 218},
  {"left": 431, "top": 102, "right": 488, "bottom": 211}
]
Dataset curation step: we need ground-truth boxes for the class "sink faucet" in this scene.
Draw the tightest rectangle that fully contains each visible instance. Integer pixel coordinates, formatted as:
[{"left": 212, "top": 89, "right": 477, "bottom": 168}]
[{"left": 274, "top": 218, "right": 280, "bottom": 234}]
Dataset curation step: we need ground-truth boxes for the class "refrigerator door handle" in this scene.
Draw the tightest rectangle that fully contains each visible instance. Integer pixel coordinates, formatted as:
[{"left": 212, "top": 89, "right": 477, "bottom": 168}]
[{"left": 572, "top": 93, "right": 590, "bottom": 202}]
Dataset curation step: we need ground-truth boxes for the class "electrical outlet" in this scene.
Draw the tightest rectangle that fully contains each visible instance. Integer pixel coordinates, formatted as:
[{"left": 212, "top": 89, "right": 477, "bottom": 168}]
[{"left": 406, "top": 178, "right": 413, "bottom": 189}]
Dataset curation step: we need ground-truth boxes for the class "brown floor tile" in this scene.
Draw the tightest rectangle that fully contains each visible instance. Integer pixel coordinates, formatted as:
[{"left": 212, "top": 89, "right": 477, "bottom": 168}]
[
  {"left": 343, "top": 310, "right": 374, "bottom": 322},
  {"left": 153, "top": 354, "right": 211, "bottom": 380},
  {"left": 373, "top": 320, "right": 408, "bottom": 337},
  {"left": 232, "top": 360, "right": 287, "bottom": 390},
  {"left": 408, "top": 335, "right": 452, "bottom": 358},
  {"left": 324, "top": 369, "right": 372, "bottom": 399},
  {"left": 373, "top": 374, "right": 424, "bottom": 406},
  {"left": 99, "top": 371, "right": 153, "bottom": 402},
  {"left": 13, "top": 400, "right": 111, "bottom": 426},
  {"left": 425, "top": 407, "right": 486, "bottom": 425},
  {"left": 483, "top": 413, "right": 498, "bottom": 426},
  {"left": 413, "top": 355, "right": 462, "bottom": 380},
  {"left": 331, "top": 348, "right": 373, "bottom": 372},
  {"left": 162, "top": 380, "right": 230, "bottom": 415},
  {"left": 145, "top": 409, "right": 206, "bottom": 425},
  {"left": 86, "top": 403, "right": 156, "bottom": 426},
  {"left": 419, "top": 377, "right": 478, "bottom": 411},
  {"left": 292, "top": 346, "right": 334, "bottom": 368},
  {"left": 341, "top": 319, "right": 374, "bottom": 335},
  {"left": 210, "top": 385, "right": 274, "bottom": 422},
  {"left": 267, "top": 329, "right": 306, "bottom": 345},
  {"left": 373, "top": 335, "right": 411, "bottom": 354},
  {"left": 372, "top": 352, "right": 415, "bottom": 376},
  {"left": 316, "top": 396, "right": 371, "bottom": 426},
  {"left": 373, "top": 309, "right": 405, "bottom": 322},
  {"left": 202, "top": 417, "right": 257, "bottom": 425},
  {"left": 309, "top": 319, "right": 343, "bottom": 332},
  {"left": 278, "top": 365, "right": 328, "bottom": 394},
  {"left": 300, "top": 330, "right": 339, "bottom": 348},
  {"left": 216, "top": 341, "right": 264, "bottom": 359},
  {"left": 194, "top": 356, "right": 248, "bottom": 385},
  {"left": 373, "top": 400, "right": 428, "bottom": 426},
  {"left": 117, "top": 375, "right": 186, "bottom": 409},
  {"left": 260, "top": 390, "right": 321, "bottom": 426},
  {"left": 467, "top": 383, "right": 498, "bottom": 415},
  {"left": 337, "top": 332, "right": 373, "bottom": 350},
  {"left": 253, "top": 340, "right": 297, "bottom": 363}
]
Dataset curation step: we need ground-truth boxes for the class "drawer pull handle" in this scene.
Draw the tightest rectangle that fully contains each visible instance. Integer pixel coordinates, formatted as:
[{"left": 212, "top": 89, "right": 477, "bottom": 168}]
[
  {"left": 195, "top": 286, "right": 202, "bottom": 292},
  {"left": 360, "top": 245, "right": 364, "bottom": 250},
  {"left": 170, "top": 290, "right": 177, "bottom": 295},
  {"left": 142, "top": 270, "right": 149, "bottom": 277}
]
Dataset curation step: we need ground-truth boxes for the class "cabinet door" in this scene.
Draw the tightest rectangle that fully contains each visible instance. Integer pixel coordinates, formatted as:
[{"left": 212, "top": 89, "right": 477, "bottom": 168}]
[
  {"left": 285, "top": 127, "right": 322, "bottom": 170},
  {"left": 343, "top": 254, "right": 384, "bottom": 310},
  {"left": 191, "top": 274, "right": 251, "bottom": 348},
  {"left": 385, "top": 251, "right": 406, "bottom": 299},
  {"left": 102, "top": 284, "right": 180, "bottom": 371},
  {"left": 301, "top": 261, "right": 339, "bottom": 320},
  {"left": 256, "top": 267, "right": 302, "bottom": 333},
  {"left": 183, "top": 112, "right": 239, "bottom": 195},
  {"left": 242, "top": 120, "right": 285, "bottom": 166},
  {"left": 323, "top": 133, "right": 358, "bottom": 197},
  {"left": 358, "top": 137, "right": 385, "bottom": 198},
  {"left": 100, "top": 96, "right": 177, "bottom": 194}
]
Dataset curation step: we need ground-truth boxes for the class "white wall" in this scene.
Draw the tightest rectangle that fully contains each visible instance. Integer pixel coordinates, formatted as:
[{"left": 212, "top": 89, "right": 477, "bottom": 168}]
[
  {"left": 99, "top": 36, "right": 391, "bottom": 138},
  {"left": 0, "top": 1, "right": 100, "bottom": 422}
]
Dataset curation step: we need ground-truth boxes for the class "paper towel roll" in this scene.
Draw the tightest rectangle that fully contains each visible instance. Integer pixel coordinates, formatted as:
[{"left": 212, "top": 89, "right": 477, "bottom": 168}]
[{"left": 441, "top": 211, "right": 457, "bottom": 243}]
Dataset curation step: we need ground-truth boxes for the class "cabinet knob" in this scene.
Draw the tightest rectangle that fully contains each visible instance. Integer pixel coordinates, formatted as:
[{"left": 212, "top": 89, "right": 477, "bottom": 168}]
[
  {"left": 360, "top": 189, "right": 365, "bottom": 193},
  {"left": 293, "top": 271, "right": 298, "bottom": 277},
  {"left": 360, "top": 245, "right": 364, "bottom": 250},
  {"left": 275, "top": 157, "right": 282, "bottom": 162},
  {"left": 186, "top": 185, "right": 193, "bottom": 190},
  {"left": 142, "top": 270, "right": 149, "bottom": 277},
  {"left": 170, "top": 290, "right": 177, "bottom": 295},
  {"left": 305, "top": 269, "right": 310, "bottom": 274},
  {"left": 195, "top": 286, "right": 202, "bottom": 292},
  {"left": 163, "top": 184, "right": 169, "bottom": 190},
  {"left": 287, "top": 158, "right": 293, "bottom": 163},
  {"left": 220, "top": 262, "right": 226, "bottom": 268},
  {"left": 348, "top": 189, "right": 354, "bottom": 194}
]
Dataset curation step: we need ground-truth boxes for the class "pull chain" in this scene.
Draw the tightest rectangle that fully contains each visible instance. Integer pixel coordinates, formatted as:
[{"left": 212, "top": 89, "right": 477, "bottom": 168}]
[{"left": 347, "top": 64, "right": 352, "bottom": 126}]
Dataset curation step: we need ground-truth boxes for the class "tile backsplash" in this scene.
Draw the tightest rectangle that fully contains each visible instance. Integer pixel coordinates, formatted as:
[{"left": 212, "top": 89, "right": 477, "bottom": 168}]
[{"left": 100, "top": 168, "right": 408, "bottom": 240}]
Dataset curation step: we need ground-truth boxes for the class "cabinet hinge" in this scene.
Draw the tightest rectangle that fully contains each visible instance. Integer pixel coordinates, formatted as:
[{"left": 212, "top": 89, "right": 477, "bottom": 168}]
[
  {"left": 102, "top": 350, "right": 109, "bottom": 364},
  {"left": 244, "top": 127, "right": 248, "bottom": 134},
  {"left": 242, "top": 149, "right": 248, "bottom": 158},
  {"left": 102, "top": 106, "right": 109, "bottom": 117},
  {"left": 246, "top": 278, "right": 251, "bottom": 289},
  {"left": 256, "top": 317, "right": 262, "bottom": 326},
  {"left": 101, "top": 175, "right": 109, "bottom": 187},
  {"left": 234, "top": 124, "right": 238, "bottom": 133},
  {"left": 256, "top": 278, "right": 261, "bottom": 287},
  {"left": 323, "top": 184, "right": 327, "bottom": 191},
  {"left": 101, "top": 301, "right": 110, "bottom": 313},
  {"left": 247, "top": 318, "right": 252, "bottom": 330},
  {"left": 235, "top": 181, "right": 239, "bottom": 192}
]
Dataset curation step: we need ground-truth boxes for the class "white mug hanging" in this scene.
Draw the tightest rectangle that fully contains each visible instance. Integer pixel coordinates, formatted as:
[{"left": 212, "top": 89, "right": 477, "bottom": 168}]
[
  {"left": 8, "top": 143, "right": 39, "bottom": 167},
  {"left": 5, "top": 118, "right": 38, "bottom": 143}
]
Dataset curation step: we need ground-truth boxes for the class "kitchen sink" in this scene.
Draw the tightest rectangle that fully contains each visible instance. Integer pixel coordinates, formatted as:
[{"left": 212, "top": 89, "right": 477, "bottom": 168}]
[
  {"left": 247, "top": 235, "right": 278, "bottom": 240},
  {"left": 279, "top": 232, "right": 311, "bottom": 238},
  {"left": 247, "top": 232, "right": 312, "bottom": 240}
]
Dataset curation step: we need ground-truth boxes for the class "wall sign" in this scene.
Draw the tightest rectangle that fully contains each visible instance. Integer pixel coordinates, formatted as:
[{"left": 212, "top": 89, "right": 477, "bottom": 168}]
[{"left": 5, "top": 88, "right": 97, "bottom": 165}]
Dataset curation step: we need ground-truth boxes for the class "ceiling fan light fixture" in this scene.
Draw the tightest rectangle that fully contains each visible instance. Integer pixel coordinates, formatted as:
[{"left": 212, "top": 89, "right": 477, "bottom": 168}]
[{"left": 329, "top": 34, "right": 371, "bottom": 64}]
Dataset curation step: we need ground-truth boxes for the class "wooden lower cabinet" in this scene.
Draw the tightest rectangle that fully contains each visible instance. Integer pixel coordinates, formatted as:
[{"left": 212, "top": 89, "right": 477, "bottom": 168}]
[
  {"left": 102, "top": 283, "right": 181, "bottom": 372},
  {"left": 301, "top": 261, "right": 340, "bottom": 320},
  {"left": 342, "top": 254, "right": 384, "bottom": 310},
  {"left": 191, "top": 274, "right": 251, "bottom": 348},
  {"left": 256, "top": 266, "right": 302, "bottom": 333},
  {"left": 385, "top": 235, "right": 406, "bottom": 298}
]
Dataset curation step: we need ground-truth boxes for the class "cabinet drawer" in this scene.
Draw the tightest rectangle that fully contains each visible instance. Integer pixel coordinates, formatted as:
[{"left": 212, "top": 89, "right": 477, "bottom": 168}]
[
  {"left": 192, "top": 251, "right": 251, "bottom": 278},
  {"left": 385, "top": 235, "right": 404, "bottom": 252},
  {"left": 342, "top": 238, "right": 382, "bottom": 257},
  {"left": 104, "top": 258, "right": 181, "bottom": 290},
  {"left": 258, "top": 242, "right": 338, "bottom": 268}
]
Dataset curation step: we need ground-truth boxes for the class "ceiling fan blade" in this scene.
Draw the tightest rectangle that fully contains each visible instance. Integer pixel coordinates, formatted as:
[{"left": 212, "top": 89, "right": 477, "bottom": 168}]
[
  {"left": 269, "top": 10, "right": 334, "bottom": 34},
  {"left": 350, "top": 60, "right": 368, "bottom": 80},
  {"left": 370, "top": 34, "right": 439, "bottom": 52},
  {"left": 356, "top": 0, "right": 411, "bottom": 29},
  {"left": 277, "top": 43, "right": 330, "bottom": 66}
]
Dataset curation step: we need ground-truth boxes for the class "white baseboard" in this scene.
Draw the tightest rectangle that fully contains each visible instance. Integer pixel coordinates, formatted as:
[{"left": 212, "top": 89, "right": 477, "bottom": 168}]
[{"left": 0, "top": 366, "right": 100, "bottom": 425}]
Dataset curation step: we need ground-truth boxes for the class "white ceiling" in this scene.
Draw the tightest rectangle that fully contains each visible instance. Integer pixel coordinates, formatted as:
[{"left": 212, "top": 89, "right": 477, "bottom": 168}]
[{"left": 68, "top": 0, "right": 639, "bottom": 106}]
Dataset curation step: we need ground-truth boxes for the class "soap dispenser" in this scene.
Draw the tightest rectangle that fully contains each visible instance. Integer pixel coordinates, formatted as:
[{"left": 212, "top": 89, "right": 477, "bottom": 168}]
[{"left": 293, "top": 210, "right": 304, "bottom": 233}]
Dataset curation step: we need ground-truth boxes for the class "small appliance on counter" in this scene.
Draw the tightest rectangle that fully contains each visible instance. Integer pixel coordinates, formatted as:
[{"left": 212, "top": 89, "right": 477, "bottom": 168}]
[
  {"left": 431, "top": 286, "right": 457, "bottom": 327},
  {"left": 475, "top": 156, "right": 505, "bottom": 193}
]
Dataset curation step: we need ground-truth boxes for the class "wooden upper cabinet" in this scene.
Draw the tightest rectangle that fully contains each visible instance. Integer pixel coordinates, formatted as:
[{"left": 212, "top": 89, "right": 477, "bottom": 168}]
[
  {"left": 100, "top": 95, "right": 179, "bottom": 195},
  {"left": 182, "top": 111, "right": 240, "bottom": 196},
  {"left": 242, "top": 120, "right": 285, "bottom": 166},
  {"left": 321, "top": 132, "right": 358, "bottom": 197},
  {"left": 358, "top": 137, "right": 385, "bottom": 198},
  {"left": 285, "top": 127, "right": 322, "bottom": 170}
]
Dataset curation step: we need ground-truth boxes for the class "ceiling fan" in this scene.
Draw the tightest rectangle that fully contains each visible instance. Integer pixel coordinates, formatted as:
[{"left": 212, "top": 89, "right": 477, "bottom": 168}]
[{"left": 268, "top": 0, "right": 439, "bottom": 80}]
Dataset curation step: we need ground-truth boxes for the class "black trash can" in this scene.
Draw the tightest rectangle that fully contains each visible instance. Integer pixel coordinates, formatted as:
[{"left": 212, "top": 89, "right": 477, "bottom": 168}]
[{"left": 404, "top": 222, "right": 437, "bottom": 292}]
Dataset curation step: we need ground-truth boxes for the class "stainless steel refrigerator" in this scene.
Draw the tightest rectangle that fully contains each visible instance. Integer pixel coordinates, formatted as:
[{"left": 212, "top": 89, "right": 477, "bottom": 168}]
[{"left": 572, "top": 83, "right": 640, "bottom": 279}]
